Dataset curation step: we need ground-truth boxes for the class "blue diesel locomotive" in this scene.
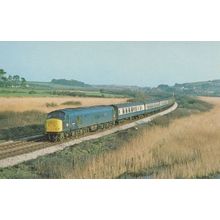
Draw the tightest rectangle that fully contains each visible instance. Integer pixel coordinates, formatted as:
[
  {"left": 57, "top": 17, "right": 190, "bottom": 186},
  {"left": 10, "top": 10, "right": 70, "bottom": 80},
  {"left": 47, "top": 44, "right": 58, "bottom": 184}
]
[{"left": 45, "top": 97, "right": 175, "bottom": 141}]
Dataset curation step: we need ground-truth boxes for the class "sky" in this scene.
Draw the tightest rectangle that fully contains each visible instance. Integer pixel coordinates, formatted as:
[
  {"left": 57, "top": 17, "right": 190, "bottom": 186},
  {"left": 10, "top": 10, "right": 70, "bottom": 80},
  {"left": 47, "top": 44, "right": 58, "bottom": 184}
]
[{"left": 0, "top": 41, "right": 220, "bottom": 87}]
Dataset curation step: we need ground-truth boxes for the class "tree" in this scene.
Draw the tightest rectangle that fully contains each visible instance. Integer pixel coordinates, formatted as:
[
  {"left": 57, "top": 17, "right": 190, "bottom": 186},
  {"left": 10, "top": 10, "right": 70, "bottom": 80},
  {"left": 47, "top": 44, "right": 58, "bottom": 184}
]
[
  {"left": 0, "top": 69, "right": 27, "bottom": 88},
  {"left": 0, "top": 69, "right": 7, "bottom": 87},
  {"left": 12, "top": 75, "right": 20, "bottom": 86},
  {"left": 7, "top": 75, "right": 13, "bottom": 87},
  {"left": 1, "top": 76, "right": 7, "bottom": 87},
  {"left": 0, "top": 69, "right": 6, "bottom": 78},
  {"left": 21, "top": 77, "right": 27, "bottom": 87}
]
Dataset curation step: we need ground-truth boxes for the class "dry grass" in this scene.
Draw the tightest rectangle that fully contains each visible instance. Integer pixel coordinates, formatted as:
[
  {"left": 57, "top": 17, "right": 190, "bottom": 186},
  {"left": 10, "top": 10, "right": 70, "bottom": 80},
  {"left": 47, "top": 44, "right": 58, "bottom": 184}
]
[
  {"left": 0, "top": 97, "right": 127, "bottom": 112},
  {"left": 65, "top": 97, "right": 220, "bottom": 179}
]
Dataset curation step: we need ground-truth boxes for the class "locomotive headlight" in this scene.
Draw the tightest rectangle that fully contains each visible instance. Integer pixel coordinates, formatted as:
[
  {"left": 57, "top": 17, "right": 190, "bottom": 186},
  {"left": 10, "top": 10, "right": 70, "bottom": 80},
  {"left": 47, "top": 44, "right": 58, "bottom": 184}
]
[{"left": 66, "top": 123, "right": 69, "bottom": 127}]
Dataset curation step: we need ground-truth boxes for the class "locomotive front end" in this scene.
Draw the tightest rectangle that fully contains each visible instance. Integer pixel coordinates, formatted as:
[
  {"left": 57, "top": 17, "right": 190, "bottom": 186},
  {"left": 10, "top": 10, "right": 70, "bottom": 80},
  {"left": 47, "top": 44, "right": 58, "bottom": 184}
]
[
  {"left": 45, "top": 110, "right": 65, "bottom": 141},
  {"left": 45, "top": 118, "right": 63, "bottom": 133}
]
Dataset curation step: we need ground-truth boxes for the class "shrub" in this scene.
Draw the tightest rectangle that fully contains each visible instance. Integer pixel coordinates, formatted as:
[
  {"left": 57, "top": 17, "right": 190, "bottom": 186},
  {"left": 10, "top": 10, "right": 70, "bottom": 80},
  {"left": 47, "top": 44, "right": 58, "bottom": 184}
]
[
  {"left": 61, "top": 101, "right": 81, "bottom": 106},
  {"left": 28, "top": 90, "right": 37, "bottom": 94},
  {"left": 45, "top": 102, "right": 58, "bottom": 107}
]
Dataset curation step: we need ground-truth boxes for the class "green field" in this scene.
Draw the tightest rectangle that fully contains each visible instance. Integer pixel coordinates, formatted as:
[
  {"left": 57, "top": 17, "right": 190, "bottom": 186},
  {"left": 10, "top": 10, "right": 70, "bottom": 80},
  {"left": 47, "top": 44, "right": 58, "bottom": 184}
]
[{"left": 0, "top": 87, "right": 126, "bottom": 98}]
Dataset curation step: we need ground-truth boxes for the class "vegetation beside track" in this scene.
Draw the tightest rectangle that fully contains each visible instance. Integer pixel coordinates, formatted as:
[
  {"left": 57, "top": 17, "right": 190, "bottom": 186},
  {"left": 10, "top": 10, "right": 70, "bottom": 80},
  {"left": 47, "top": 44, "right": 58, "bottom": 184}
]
[
  {"left": 0, "top": 111, "right": 46, "bottom": 142},
  {"left": 0, "top": 96, "right": 213, "bottom": 179}
]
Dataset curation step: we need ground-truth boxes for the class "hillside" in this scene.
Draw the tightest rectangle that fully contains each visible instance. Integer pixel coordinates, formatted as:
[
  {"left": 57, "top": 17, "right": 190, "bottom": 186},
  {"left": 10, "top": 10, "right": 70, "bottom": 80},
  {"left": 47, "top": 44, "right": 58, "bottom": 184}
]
[
  {"left": 153, "top": 79, "right": 220, "bottom": 96},
  {"left": 51, "top": 79, "right": 91, "bottom": 87},
  {"left": 28, "top": 78, "right": 220, "bottom": 98}
]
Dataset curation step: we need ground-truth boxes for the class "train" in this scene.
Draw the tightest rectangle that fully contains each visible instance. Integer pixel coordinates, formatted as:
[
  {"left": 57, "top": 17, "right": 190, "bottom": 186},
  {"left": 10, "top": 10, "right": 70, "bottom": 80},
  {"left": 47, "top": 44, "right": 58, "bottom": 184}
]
[{"left": 45, "top": 97, "right": 175, "bottom": 141}]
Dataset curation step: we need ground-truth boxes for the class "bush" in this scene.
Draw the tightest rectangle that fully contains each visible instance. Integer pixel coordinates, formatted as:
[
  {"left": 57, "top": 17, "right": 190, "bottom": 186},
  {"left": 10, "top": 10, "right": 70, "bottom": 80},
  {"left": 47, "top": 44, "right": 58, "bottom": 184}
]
[
  {"left": 61, "top": 101, "right": 81, "bottom": 106},
  {"left": 45, "top": 102, "right": 58, "bottom": 107},
  {"left": 176, "top": 95, "right": 213, "bottom": 112},
  {"left": 50, "top": 90, "right": 86, "bottom": 97},
  {"left": 28, "top": 90, "right": 37, "bottom": 94}
]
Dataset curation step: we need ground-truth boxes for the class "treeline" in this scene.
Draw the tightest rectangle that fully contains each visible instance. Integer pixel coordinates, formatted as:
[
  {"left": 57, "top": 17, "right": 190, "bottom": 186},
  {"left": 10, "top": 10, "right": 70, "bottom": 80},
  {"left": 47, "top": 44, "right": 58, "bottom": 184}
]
[
  {"left": 51, "top": 79, "right": 91, "bottom": 87},
  {"left": 99, "top": 88, "right": 148, "bottom": 100},
  {"left": 50, "top": 90, "right": 88, "bottom": 97},
  {"left": 0, "top": 69, "right": 27, "bottom": 88},
  {"left": 100, "top": 88, "right": 137, "bottom": 97}
]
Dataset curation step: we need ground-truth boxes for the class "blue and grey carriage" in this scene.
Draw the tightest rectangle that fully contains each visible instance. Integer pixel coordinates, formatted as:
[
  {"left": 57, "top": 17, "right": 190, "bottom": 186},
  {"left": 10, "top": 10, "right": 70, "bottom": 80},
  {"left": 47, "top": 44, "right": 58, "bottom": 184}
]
[{"left": 111, "top": 98, "right": 175, "bottom": 122}]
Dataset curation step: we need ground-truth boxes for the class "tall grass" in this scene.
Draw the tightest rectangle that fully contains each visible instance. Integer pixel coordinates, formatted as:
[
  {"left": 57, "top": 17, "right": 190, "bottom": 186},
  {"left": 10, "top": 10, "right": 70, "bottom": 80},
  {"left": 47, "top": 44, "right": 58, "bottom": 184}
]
[
  {"left": 0, "top": 97, "right": 127, "bottom": 112},
  {"left": 63, "top": 97, "right": 219, "bottom": 179},
  {"left": 0, "top": 111, "right": 46, "bottom": 140},
  {"left": 0, "top": 96, "right": 216, "bottom": 178}
]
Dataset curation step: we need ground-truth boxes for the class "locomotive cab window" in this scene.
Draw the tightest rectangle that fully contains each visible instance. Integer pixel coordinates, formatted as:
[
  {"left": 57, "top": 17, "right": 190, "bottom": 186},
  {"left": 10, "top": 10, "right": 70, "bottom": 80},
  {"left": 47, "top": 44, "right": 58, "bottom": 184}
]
[{"left": 47, "top": 111, "right": 65, "bottom": 120}]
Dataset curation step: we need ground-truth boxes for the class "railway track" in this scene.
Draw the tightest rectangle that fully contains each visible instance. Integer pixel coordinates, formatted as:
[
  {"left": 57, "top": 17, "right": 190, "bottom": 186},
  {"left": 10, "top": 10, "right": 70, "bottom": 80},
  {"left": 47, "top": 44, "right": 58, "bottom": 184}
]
[
  {"left": 0, "top": 102, "right": 178, "bottom": 168},
  {"left": 0, "top": 125, "right": 120, "bottom": 160},
  {"left": 0, "top": 141, "right": 49, "bottom": 160},
  {"left": 0, "top": 136, "right": 48, "bottom": 160},
  {"left": 0, "top": 118, "right": 141, "bottom": 160}
]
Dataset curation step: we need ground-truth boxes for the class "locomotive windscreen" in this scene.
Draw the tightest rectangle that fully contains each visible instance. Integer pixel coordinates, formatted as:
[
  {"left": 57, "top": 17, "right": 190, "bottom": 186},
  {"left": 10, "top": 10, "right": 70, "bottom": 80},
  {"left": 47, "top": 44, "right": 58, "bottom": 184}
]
[{"left": 47, "top": 111, "right": 65, "bottom": 120}]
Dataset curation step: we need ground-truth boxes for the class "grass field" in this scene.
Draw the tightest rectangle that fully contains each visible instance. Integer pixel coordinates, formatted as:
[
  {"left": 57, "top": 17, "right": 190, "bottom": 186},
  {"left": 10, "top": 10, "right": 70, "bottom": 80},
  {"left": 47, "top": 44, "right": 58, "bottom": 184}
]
[
  {"left": 65, "top": 96, "right": 218, "bottom": 178},
  {"left": 0, "top": 87, "right": 126, "bottom": 98},
  {"left": 0, "top": 97, "right": 127, "bottom": 112},
  {"left": 0, "top": 111, "right": 46, "bottom": 141},
  {"left": 0, "top": 95, "right": 215, "bottom": 179}
]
